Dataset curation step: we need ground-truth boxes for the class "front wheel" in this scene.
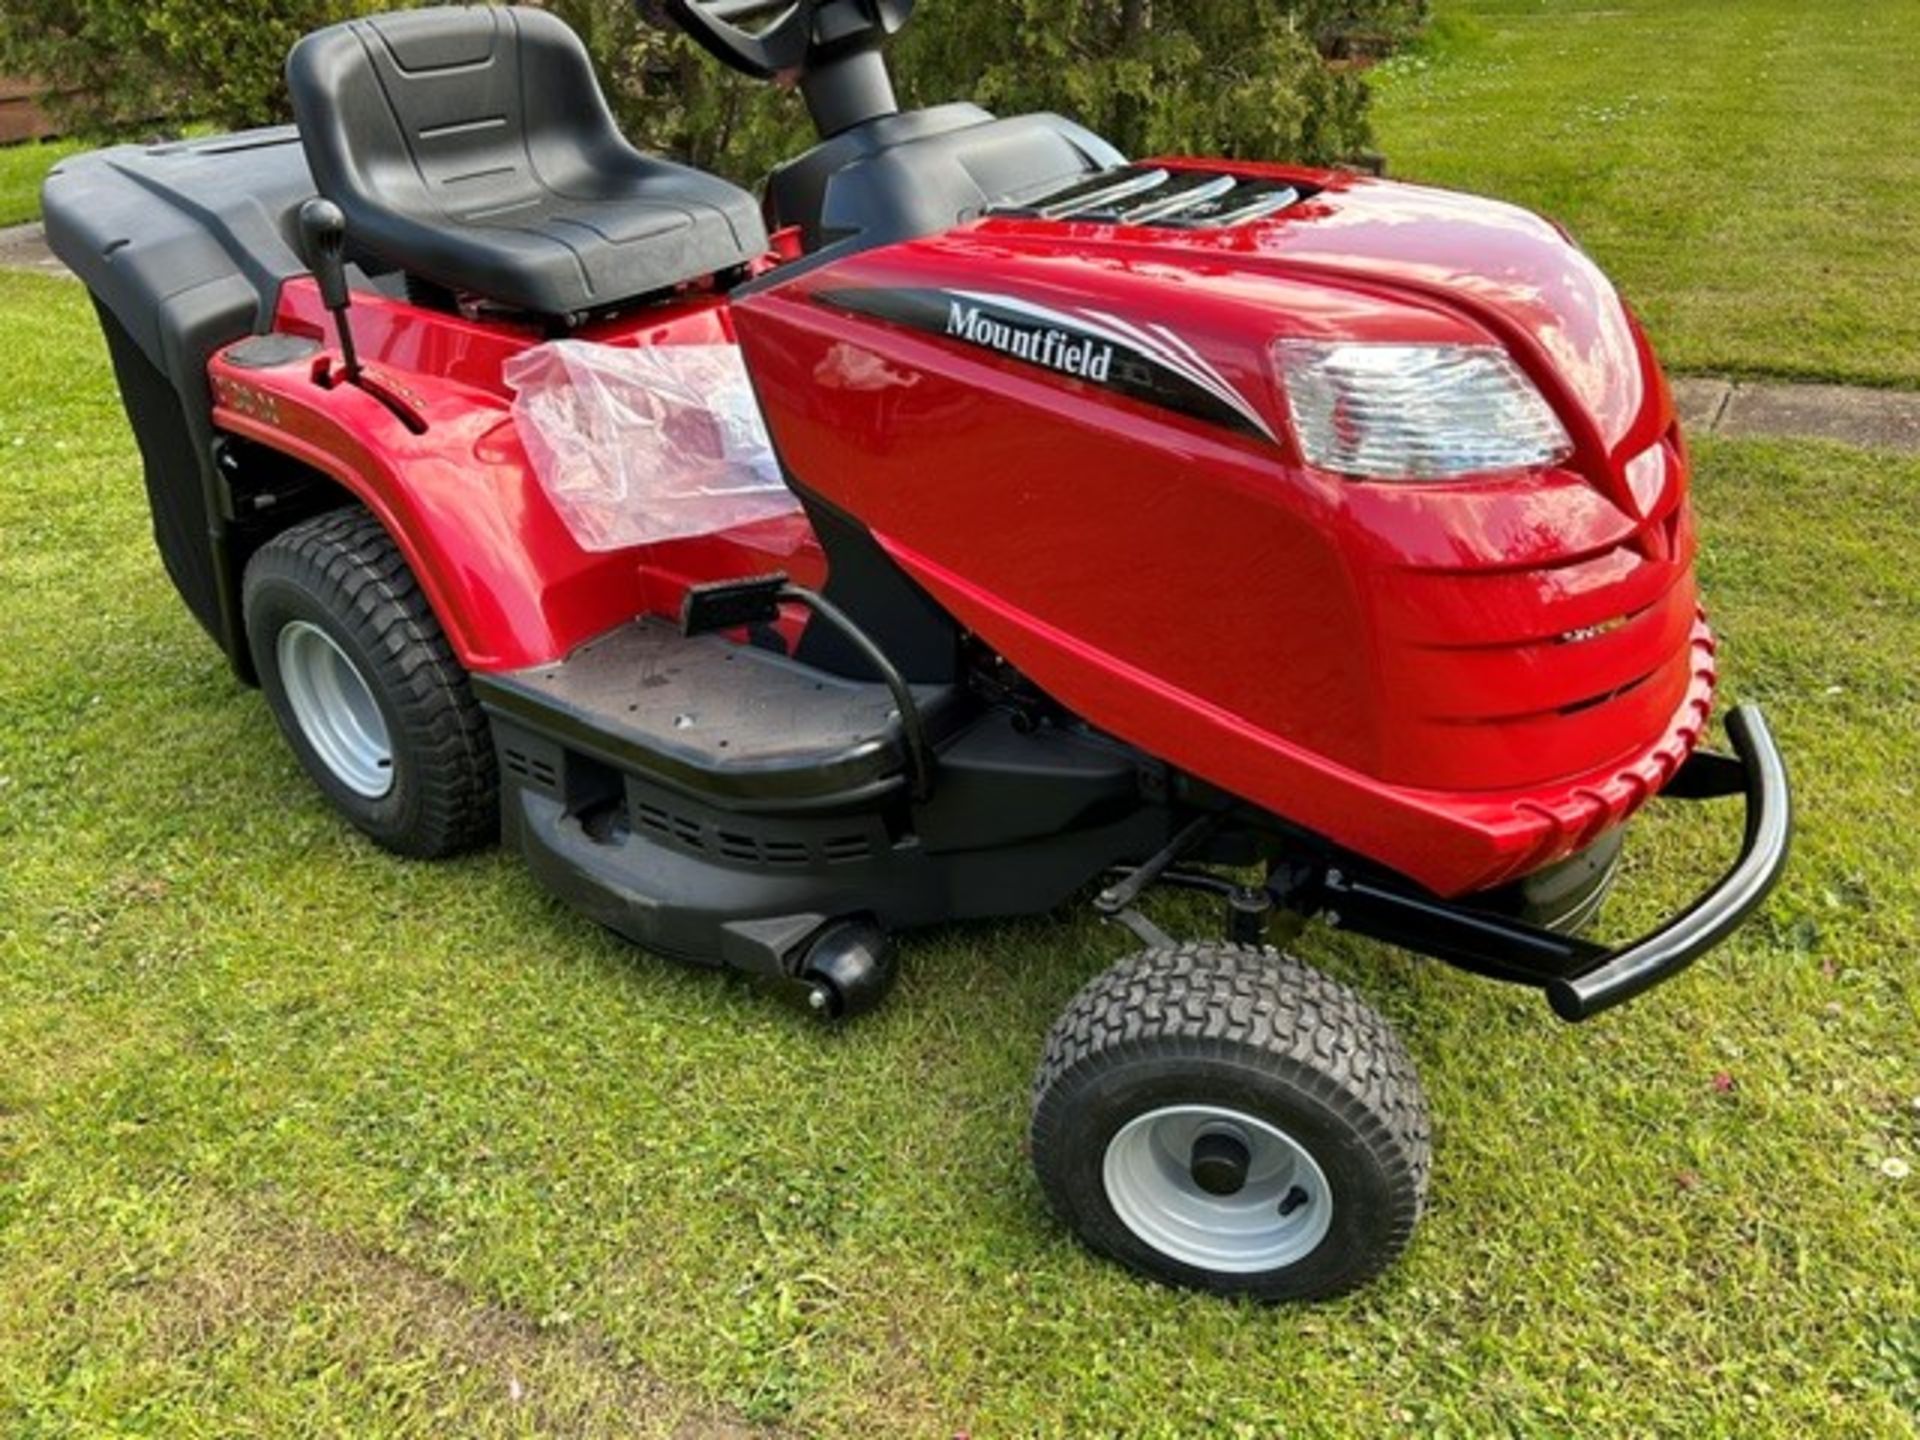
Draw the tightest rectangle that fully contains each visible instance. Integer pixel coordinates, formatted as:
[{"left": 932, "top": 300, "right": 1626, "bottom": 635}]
[{"left": 1030, "top": 944, "right": 1431, "bottom": 1301}]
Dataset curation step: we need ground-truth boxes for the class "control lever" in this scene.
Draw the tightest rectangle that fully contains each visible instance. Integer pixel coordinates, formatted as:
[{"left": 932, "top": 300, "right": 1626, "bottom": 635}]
[{"left": 297, "top": 198, "right": 361, "bottom": 384}]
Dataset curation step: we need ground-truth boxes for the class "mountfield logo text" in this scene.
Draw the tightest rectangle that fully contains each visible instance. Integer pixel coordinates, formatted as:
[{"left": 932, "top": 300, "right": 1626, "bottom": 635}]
[{"left": 947, "top": 302, "right": 1115, "bottom": 382}]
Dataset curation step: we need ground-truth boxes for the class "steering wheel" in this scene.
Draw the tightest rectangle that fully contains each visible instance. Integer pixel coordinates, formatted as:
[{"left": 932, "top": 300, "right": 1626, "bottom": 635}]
[{"left": 659, "top": 0, "right": 914, "bottom": 81}]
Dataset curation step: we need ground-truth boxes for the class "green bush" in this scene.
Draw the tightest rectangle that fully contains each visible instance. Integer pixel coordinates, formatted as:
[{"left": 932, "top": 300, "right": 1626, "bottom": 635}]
[
  {"left": 1301, "top": 0, "right": 1432, "bottom": 58},
  {"left": 572, "top": 0, "right": 1410, "bottom": 183},
  {"left": 895, "top": 0, "right": 1378, "bottom": 167},
  {"left": 0, "top": 0, "right": 1421, "bottom": 175},
  {"left": 0, "top": 0, "right": 389, "bottom": 133},
  {"left": 544, "top": 0, "right": 813, "bottom": 183}
]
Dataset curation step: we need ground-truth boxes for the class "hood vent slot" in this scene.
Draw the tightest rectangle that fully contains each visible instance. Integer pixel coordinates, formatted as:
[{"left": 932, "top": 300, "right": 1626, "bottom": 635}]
[
  {"left": 995, "top": 164, "right": 1306, "bottom": 230},
  {"left": 1034, "top": 166, "right": 1176, "bottom": 218}
]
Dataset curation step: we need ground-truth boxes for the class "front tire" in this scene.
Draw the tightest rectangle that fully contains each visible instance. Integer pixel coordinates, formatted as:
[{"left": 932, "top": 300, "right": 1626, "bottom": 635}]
[
  {"left": 244, "top": 507, "right": 497, "bottom": 858},
  {"left": 1031, "top": 944, "right": 1430, "bottom": 1301}
]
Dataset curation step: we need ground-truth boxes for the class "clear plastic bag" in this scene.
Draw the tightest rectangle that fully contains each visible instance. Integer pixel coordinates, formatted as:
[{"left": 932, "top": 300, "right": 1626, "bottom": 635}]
[{"left": 504, "top": 340, "right": 799, "bottom": 551}]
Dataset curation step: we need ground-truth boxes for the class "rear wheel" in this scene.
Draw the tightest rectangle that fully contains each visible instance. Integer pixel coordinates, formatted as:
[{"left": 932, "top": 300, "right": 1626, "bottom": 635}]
[
  {"left": 1031, "top": 943, "right": 1430, "bottom": 1301},
  {"left": 244, "top": 507, "right": 497, "bottom": 857}
]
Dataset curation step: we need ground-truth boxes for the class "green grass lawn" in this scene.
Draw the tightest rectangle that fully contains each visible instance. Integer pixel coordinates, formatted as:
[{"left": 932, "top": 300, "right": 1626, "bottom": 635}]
[
  {"left": 0, "top": 140, "right": 86, "bottom": 229},
  {"left": 1368, "top": 0, "right": 1920, "bottom": 390},
  {"left": 3, "top": 269, "right": 1917, "bottom": 1436}
]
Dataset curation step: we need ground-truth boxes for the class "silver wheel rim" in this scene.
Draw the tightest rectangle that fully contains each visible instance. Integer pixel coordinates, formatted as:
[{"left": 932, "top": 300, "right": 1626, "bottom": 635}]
[
  {"left": 276, "top": 620, "right": 394, "bottom": 800},
  {"left": 1103, "top": 1104, "right": 1334, "bottom": 1274}
]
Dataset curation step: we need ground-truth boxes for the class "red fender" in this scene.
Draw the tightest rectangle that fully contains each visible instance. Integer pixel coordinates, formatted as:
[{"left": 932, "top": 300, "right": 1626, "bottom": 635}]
[{"left": 210, "top": 279, "right": 821, "bottom": 672}]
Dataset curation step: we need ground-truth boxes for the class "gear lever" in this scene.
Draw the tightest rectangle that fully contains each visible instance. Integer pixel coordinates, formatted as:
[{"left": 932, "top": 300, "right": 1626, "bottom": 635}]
[{"left": 297, "top": 198, "right": 361, "bottom": 384}]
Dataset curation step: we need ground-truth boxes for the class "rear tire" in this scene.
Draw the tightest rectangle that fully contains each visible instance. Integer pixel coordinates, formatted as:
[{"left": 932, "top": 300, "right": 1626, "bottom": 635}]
[
  {"left": 1031, "top": 944, "right": 1430, "bottom": 1301},
  {"left": 244, "top": 507, "right": 497, "bottom": 858}
]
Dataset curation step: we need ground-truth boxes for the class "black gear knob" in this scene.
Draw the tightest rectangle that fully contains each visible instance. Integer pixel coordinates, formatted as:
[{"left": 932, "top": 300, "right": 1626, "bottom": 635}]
[
  {"left": 296, "top": 197, "right": 360, "bottom": 381},
  {"left": 297, "top": 197, "right": 352, "bottom": 313}
]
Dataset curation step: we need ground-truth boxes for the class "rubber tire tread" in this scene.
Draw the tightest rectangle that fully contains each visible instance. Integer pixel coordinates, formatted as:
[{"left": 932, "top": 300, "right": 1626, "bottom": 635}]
[
  {"left": 244, "top": 506, "right": 497, "bottom": 858},
  {"left": 1031, "top": 943, "right": 1432, "bottom": 1301}
]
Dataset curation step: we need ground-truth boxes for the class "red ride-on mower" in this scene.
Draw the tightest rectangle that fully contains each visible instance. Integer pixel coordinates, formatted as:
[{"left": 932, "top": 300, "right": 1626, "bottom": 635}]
[{"left": 46, "top": 1, "right": 1790, "bottom": 1300}]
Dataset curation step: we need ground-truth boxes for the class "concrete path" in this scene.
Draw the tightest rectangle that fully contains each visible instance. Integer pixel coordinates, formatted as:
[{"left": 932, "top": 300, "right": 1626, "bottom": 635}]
[
  {"left": 4, "top": 219, "right": 1916, "bottom": 454},
  {"left": 0, "top": 221, "right": 72, "bottom": 280},
  {"left": 1671, "top": 376, "right": 1920, "bottom": 454}
]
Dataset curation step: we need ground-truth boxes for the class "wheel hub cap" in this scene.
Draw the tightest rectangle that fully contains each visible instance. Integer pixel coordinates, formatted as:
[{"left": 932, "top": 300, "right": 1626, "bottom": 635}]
[
  {"left": 1188, "top": 1131, "right": 1252, "bottom": 1196},
  {"left": 1103, "top": 1104, "right": 1333, "bottom": 1273},
  {"left": 276, "top": 620, "right": 394, "bottom": 800}
]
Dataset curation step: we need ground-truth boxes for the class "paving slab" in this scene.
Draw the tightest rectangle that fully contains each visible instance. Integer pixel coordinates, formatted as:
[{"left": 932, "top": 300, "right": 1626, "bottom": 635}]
[
  {"left": 0, "top": 221, "right": 70, "bottom": 278},
  {"left": 1670, "top": 376, "right": 1734, "bottom": 433},
  {"left": 1719, "top": 380, "right": 1920, "bottom": 454}
]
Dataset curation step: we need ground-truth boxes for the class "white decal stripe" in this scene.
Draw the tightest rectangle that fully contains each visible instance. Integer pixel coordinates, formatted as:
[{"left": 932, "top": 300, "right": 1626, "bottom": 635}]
[
  {"left": 1081, "top": 308, "right": 1251, "bottom": 414},
  {"left": 1150, "top": 322, "right": 1241, "bottom": 396},
  {"left": 1086, "top": 309, "right": 1276, "bottom": 439},
  {"left": 1078, "top": 307, "right": 1270, "bottom": 435}
]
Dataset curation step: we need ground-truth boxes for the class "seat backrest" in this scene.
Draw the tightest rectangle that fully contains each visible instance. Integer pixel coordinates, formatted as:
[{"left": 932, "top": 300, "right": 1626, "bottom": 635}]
[{"left": 288, "top": 6, "right": 636, "bottom": 229}]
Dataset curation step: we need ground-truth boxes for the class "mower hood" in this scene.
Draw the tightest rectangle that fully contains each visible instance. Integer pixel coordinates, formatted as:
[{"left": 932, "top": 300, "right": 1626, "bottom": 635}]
[
  {"left": 737, "top": 163, "right": 1701, "bottom": 895},
  {"left": 1203, "top": 168, "right": 1653, "bottom": 453},
  {"left": 934, "top": 163, "right": 1675, "bottom": 505}
]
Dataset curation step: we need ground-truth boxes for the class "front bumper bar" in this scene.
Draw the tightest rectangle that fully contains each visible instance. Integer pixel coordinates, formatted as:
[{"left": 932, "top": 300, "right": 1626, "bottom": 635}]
[{"left": 1324, "top": 705, "right": 1792, "bottom": 1021}]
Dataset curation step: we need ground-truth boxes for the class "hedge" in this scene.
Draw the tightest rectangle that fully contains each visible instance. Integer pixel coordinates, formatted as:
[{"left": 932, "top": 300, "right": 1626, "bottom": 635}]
[{"left": 0, "top": 0, "right": 1426, "bottom": 178}]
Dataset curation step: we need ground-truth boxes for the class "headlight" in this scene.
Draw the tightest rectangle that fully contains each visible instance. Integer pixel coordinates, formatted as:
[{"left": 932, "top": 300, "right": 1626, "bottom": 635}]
[{"left": 1274, "top": 341, "right": 1573, "bottom": 481}]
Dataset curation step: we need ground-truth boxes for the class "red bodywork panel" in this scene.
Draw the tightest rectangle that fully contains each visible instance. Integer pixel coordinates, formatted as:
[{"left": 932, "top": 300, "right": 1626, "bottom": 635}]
[
  {"left": 730, "top": 163, "right": 1710, "bottom": 893},
  {"left": 211, "top": 283, "right": 824, "bottom": 671},
  {"left": 212, "top": 163, "right": 1712, "bottom": 897}
]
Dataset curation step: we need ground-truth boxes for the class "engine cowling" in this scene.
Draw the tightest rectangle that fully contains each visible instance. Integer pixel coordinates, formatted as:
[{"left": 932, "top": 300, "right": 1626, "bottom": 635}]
[{"left": 733, "top": 164, "right": 1706, "bottom": 895}]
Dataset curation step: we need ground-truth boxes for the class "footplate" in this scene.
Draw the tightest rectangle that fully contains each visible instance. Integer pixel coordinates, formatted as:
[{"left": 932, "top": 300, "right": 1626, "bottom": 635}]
[{"left": 473, "top": 618, "right": 955, "bottom": 811}]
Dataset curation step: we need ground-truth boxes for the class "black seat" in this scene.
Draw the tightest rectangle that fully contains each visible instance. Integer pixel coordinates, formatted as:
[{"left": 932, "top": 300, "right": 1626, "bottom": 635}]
[{"left": 287, "top": 6, "right": 769, "bottom": 318}]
